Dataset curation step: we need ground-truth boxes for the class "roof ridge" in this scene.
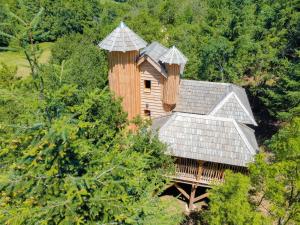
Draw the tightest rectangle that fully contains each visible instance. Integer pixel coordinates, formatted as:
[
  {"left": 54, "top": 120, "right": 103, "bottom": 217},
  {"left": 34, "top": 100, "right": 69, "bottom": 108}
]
[
  {"left": 208, "top": 90, "right": 257, "bottom": 126},
  {"left": 126, "top": 26, "right": 139, "bottom": 50},
  {"left": 141, "top": 41, "right": 168, "bottom": 62},
  {"left": 181, "top": 79, "right": 231, "bottom": 86},
  {"left": 209, "top": 92, "right": 234, "bottom": 115}
]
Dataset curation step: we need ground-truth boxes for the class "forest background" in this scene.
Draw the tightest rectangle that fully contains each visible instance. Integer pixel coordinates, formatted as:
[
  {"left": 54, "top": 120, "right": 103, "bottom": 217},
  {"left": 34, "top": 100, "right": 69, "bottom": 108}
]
[{"left": 0, "top": 0, "right": 299, "bottom": 224}]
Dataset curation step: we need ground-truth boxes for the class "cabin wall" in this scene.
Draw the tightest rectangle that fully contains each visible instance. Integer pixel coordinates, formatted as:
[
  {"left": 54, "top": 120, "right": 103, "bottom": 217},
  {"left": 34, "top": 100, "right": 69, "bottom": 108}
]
[
  {"left": 108, "top": 51, "right": 141, "bottom": 120},
  {"left": 163, "top": 64, "right": 180, "bottom": 107},
  {"left": 139, "top": 61, "right": 168, "bottom": 119}
]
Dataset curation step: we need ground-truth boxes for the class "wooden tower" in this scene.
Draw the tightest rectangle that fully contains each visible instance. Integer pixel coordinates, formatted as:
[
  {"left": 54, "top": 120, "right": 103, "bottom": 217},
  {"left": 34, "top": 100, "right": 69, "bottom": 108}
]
[
  {"left": 163, "top": 64, "right": 180, "bottom": 105},
  {"left": 160, "top": 46, "right": 188, "bottom": 111},
  {"left": 98, "top": 22, "right": 147, "bottom": 120}
]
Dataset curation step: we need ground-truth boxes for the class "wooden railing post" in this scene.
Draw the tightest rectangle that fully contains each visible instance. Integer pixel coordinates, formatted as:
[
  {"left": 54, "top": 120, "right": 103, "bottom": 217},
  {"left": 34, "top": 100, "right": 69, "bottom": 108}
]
[{"left": 196, "top": 160, "right": 204, "bottom": 181}]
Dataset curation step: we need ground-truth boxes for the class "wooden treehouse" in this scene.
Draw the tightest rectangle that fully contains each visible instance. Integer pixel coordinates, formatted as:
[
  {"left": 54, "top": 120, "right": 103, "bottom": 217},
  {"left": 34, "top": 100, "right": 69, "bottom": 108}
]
[{"left": 99, "top": 22, "right": 259, "bottom": 210}]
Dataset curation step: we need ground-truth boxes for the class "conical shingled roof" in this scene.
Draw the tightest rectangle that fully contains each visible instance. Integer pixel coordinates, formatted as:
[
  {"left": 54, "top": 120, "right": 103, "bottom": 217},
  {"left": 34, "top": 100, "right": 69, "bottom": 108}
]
[
  {"left": 159, "top": 46, "right": 188, "bottom": 65},
  {"left": 98, "top": 21, "right": 147, "bottom": 52}
]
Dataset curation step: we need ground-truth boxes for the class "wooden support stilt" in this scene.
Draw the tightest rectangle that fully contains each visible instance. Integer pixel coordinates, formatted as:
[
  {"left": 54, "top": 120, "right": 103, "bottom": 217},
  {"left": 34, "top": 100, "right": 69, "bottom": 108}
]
[
  {"left": 163, "top": 182, "right": 175, "bottom": 191},
  {"left": 193, "top": 192, "right": 209, "bottom": 203},
  {"left": 174, "top": 183, "right": 190, "bottom": 200},
  {"left": 189, "top": 184, "right": 196, "bottom": 210}
]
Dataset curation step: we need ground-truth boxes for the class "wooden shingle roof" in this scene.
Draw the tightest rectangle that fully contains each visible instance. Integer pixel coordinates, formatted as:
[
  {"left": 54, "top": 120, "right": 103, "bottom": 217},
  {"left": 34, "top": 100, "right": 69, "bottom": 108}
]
[
  {"left": 140, "top": 42, "right": 187, "bottom": 74},
  {"left": 158, "top": 113, "right": 258, "bottom": 167},
  {"left": 141, "top": 41, "right": 168, "bottom": 63},
  {"left": 159, "top": 46, "right": 188, "bottom": 65},
  {"left": 175, "top": 80, "right": 257, "bottom": 126},
  {"left": 98, "top": 22, "right": 147, "bottom": 52}
]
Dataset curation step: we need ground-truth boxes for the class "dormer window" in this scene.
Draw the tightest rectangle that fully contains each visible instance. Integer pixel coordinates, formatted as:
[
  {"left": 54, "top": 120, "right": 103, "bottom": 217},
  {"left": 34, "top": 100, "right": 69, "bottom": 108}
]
[{"left": 144, "top": 80, "right": 151, "bottom": 92}]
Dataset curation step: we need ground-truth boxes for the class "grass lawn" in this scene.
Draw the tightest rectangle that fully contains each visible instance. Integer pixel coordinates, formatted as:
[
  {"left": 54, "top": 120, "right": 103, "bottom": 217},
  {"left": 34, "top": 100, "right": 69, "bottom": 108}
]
[{"left": 0, "top": 42, "right": 54, "bottom": 77}]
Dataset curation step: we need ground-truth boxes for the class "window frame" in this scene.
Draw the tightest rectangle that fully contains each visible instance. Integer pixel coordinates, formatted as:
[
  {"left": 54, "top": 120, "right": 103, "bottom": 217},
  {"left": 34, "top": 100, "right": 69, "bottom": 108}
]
[{"left": 144, "top": 80, "right": 151, "bottom": 92}]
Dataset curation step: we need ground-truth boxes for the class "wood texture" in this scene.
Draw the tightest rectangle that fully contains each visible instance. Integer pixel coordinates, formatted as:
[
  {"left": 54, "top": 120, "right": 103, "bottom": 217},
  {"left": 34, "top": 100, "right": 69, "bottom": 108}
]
[
  {"left": 196, "top": 161, "right": 204, "bottom": 181},
  {"left": 108, "top": 51, "right": 141, "bottom": 120},
  {"left": 193, "top": 193, "right": 209, "bottom": 203},
  {"left": 173, "top": 157, "right": 247, "bottom": 185},
  {"left": 139, "top": 61, "right": 168, "bottom": 118},
  {"left": 163, "top": 64, "right": 180, "bottom": 106},
  {"left": 168, "top": 182, "right": 209, "bottom": 211},
  {"left": 189, "top": 184, "right": 196, "bottom": 210},
  {"left": 174, "top": 183, "right": 190, "bottom": 200}
]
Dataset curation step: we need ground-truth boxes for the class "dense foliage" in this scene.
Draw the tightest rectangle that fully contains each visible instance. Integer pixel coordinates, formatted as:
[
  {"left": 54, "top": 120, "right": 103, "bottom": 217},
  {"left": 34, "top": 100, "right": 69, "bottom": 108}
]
[
  {"left": 207, "top": 171, "right": 269, "bottom": 225},
  {"left": 1, "top": 0, "right": 299, "bottom": 121},
  {"left": 0, "top": 4, "right": 183, "bottom": 224},
  {"left": 0, "top": 85, "right": 178, "bottom": 224},
  {"left": 0, "top": 66, "right": 182, "bottom": 225},
  {"left": 0, "top": 0, "right": 299, "bottom": 224},
  {"left": 207, "top": 118, "right": 300, "bottom": 225}
]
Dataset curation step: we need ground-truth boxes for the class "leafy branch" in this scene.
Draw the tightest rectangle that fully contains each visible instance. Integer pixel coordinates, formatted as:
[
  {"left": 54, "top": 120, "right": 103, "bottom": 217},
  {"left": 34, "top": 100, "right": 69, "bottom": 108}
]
[{"left": 0, "top": 7, "right": 45, "bottom": 96}]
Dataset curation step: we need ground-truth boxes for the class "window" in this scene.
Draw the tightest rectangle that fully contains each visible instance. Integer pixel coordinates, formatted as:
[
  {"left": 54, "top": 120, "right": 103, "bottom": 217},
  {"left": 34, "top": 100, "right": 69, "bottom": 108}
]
[
  {"left": 144, "top": 110, "right": 151, "bottom": 117},
  {"left": 144, "top": 80, "right": 151, "bottom": 92}
]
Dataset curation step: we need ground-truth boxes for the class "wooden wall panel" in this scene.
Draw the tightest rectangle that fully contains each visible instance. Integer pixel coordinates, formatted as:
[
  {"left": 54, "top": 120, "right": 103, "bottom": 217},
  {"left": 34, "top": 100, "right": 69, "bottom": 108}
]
[
  {"left": 108, "top": 51, "right": 141, "bottom": 121},
  {"left": 139, "top": 61, "right": 168, "bottom": 119},
  {"left": 163, "top": 64, "right": 180, "bottom": 106}
]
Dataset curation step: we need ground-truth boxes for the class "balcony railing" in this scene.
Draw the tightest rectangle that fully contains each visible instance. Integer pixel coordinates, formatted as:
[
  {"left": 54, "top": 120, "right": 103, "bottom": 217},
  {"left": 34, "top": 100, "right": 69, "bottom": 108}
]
[{"left": 171, "top": 157, "right": 247, "bottom": 185}]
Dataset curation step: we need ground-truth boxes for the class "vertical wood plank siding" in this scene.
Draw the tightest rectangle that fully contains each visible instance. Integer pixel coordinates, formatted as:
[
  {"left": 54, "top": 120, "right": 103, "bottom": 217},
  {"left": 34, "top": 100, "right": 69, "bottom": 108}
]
[
  {"left": 173, "top": 157, "right": 247, "bottom": 185},
  {"left": 163, "top": 64, "right": 180, "bottom": 106},
  {"left": 139, "top": 61, "right": 168, "bottom": 118},
  {"left": 108, "top": 51, "right": 141, "bottom": 120}
]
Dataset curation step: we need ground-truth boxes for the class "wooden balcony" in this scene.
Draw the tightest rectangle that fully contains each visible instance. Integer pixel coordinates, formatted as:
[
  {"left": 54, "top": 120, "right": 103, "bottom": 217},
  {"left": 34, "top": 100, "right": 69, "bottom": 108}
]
[{"left": 170, "top": 157, "right": 247, "bottom": 187}]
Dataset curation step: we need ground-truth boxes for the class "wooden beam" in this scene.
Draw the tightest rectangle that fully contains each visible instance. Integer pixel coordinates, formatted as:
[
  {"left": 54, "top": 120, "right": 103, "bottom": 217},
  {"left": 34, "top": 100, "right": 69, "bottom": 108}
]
[
  {"left": 163, "top": 182, "right": 175, "bottom": 191},
  {"left": 196, "top": 160, "right": 204, "bottom": 181},
  {"left": 193, "top": 193, "right": 209, "bottom": 203},
  {"left": 137, "top": 56, "right": 145, "bottom": 66},
  {"left": 189, "top": 184, "right": 196, "bottom": 210},
  {"left": 174, "top": 183, "right": 190, "bottom": 200}
]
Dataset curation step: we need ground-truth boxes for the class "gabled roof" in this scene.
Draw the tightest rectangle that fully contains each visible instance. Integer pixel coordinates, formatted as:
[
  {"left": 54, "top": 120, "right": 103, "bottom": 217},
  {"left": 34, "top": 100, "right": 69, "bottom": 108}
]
[
  {"left": 98, "top": 22, "right": 147, "bottom": 52},
  {"left": 158, "top": 112, "right": 258, "bottom": 167},
  {"left": 138, "top": 42, "right": 168, "bottom": 77},
  {"left": 139, "top": 42, "right": 187, "bottom": 75},
  {"left": 141, "top": 41, "right": 168, "bottom": 63},
  {"left": 175, "top": 80, "right": 257, "bottom": 126},
  {"left": 210, "top": 92, "right": 258, "bottom": 125},
  {"left": 159, "top": 46, "right": 188, "bottom": 65}
]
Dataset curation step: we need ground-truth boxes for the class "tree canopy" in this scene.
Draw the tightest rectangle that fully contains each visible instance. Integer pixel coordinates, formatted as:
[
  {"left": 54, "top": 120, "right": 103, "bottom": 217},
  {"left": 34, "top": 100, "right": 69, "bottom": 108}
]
[{"left": 0, "top": 0, "right": 299, "bottom": 224}]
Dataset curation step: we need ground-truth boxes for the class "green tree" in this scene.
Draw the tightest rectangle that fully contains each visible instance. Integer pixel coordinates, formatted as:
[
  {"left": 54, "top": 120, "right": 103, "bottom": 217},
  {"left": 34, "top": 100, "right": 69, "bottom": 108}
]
[
  {"left": 207, "top": 171, "right": 268, "bottom": 225},
  {"left": 1, "top": 7, "right": 46, "bottom": 95},
  {"left": 0, "top": 85, "right": 182, "bottom": 224},
  {"left": 250, "top": 117, "right": 300, "bottom": 225},
  {"left": 47, "top": 34, "right": 108, "bottom": 91}
]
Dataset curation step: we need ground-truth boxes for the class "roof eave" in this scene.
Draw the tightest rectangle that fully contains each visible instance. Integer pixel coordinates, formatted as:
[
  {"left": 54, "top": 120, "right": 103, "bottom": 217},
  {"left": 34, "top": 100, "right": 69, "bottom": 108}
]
[{"left": 138, "top": 55, "right": 168, "bottom": 78}]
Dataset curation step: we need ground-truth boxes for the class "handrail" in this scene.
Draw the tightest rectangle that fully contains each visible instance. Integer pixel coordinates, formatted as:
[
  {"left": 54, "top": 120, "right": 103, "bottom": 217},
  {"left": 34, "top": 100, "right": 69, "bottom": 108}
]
[{"left": 173, "top": 157, "right": 246, "bottom": 184}]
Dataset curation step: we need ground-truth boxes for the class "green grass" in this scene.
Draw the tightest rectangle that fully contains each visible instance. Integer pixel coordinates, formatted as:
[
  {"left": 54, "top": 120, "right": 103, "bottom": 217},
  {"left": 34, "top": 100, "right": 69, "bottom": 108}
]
[{"left": 0, "top": 42, "right": 54, "bottom": 77}]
